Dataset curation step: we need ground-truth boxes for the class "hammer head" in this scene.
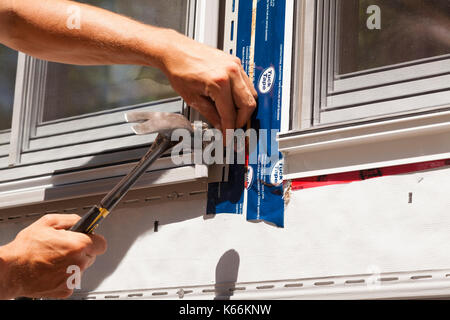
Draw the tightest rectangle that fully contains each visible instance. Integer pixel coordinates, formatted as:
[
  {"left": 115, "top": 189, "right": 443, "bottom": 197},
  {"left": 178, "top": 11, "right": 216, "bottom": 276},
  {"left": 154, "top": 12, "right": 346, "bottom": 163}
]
[{"left": 125, "top": 111, "right": 194, "bottom": 138}]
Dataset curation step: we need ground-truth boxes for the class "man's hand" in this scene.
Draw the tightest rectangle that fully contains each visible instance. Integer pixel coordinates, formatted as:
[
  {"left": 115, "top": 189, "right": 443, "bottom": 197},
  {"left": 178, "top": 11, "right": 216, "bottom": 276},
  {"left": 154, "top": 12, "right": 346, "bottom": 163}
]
[
  {"left": 160, "top": 30, "right": 258, "bottom": 137},
  {"left": 0, "top": 214, "right": 107, "bottom": 299},
  {"left": 0, "top": 0, "right": 258, "bottom": 136}
]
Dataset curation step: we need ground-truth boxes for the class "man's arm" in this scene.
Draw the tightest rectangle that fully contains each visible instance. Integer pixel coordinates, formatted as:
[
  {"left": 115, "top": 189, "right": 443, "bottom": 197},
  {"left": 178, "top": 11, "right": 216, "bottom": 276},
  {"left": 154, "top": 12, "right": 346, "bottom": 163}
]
[
  {"left": 0, "top": 214, "right": 107, "bottom": 299},
  {"left": 0, "top": 0, "right": 257, "bottom": 135}
]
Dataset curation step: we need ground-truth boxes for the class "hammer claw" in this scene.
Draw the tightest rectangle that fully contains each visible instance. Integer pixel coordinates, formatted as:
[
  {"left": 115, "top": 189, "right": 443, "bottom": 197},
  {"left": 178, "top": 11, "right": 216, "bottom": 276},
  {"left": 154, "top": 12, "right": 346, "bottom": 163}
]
[{"left": 125, "top": 111, "right": 194, "bottom": 137}]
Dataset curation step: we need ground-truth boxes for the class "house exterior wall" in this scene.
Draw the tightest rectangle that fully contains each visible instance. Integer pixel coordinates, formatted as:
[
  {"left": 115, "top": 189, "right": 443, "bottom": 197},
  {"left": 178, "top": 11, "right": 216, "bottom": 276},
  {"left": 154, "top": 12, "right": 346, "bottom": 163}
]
[{"left": 1, "top": 165, "right": 449, "bottom": 299}]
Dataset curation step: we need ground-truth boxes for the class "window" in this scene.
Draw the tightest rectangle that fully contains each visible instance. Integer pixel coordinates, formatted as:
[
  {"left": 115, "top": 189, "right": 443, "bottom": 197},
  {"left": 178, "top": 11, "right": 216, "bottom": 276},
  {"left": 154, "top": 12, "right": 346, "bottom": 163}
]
[
  {"left": 314, "top": 0, "right": 450, "bottom": 125},
  {"left": 0, "top": 0, "right": 218, "bottom": 207},
  {"left": 278, "top": 0, "right": 450, "bottom": 179},
  {"left": 42, "top": 0, "right": 186, "bottom": 122},
  {"left": 338, "top": 0, "right": 449, "bottom": 74},
  {"left": 10, "top": 0, "right": 192, "bottom": 169},
  {"left": 0, "top": 45, "right": 17, "bottom": 167}
]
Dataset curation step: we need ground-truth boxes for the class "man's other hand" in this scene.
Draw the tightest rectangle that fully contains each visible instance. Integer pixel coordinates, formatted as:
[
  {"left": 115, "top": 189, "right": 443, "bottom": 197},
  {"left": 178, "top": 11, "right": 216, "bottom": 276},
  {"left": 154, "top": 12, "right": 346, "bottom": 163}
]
[{"left": 0, "top": 214, "right": 107, "bottom": 299}]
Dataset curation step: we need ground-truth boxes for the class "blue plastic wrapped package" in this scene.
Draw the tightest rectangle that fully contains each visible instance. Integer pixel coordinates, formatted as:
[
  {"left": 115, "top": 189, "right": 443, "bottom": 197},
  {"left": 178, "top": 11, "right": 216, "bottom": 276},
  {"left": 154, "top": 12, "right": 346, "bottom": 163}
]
[{"left": 207, "top": 0, "right": 290, "bottom": 228}]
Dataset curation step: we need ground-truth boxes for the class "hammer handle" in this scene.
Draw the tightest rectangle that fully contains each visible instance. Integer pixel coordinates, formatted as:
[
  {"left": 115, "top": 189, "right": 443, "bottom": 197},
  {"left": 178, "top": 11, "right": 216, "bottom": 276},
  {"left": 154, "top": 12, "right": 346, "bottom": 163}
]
[{"left": 70, "top": 134, "right": 174, "bottom": 234}]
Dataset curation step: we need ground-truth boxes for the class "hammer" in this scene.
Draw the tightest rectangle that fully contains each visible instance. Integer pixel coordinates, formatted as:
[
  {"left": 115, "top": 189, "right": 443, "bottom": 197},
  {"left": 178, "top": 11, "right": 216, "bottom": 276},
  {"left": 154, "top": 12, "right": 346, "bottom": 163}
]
[{"left": 70, "top": 111, "right": 196, "bottom": 234}]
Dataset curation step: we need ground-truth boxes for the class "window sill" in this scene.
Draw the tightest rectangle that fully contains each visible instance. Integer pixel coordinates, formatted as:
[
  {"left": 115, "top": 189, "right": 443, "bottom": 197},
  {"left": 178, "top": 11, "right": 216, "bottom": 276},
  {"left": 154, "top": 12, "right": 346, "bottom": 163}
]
[
  {"left": 278, "top": 110, "right": 450, "bottom": 179},
  {"left": 0, "top": 160, "right": 208, "bottom": 209}
]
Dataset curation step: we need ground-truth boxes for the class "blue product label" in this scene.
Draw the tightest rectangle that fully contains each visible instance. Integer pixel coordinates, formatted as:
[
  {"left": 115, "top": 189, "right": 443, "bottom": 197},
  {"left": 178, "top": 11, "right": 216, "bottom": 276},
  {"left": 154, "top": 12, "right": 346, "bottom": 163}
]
[
  {"left": 207, "top": 0, "right": 287, "bottom": 228},
  {"left": 207, "top": 162, "right": 245, "bottom": 215},
  {"left": 244, "top": 0, "right": 286, "bottom": 228}
]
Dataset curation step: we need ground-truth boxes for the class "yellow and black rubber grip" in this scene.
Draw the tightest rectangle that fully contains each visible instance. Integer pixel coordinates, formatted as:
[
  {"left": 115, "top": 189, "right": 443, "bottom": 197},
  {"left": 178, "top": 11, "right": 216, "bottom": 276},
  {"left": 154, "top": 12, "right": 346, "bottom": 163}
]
[{"left": 70, "top": 206, "right": 110, "bottom": 234}]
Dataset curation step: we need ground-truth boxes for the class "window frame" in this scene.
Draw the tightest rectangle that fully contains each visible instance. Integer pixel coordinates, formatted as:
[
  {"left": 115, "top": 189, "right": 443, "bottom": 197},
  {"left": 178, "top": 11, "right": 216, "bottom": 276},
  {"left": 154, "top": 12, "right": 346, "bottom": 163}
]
[
  {"left": 0, "top": 133, "right": 9, "bottom": 144},
  {"left": 0, "top": 135, "right": 9, "bottom": 157},
  {"left": 312, "top": 0, "right": 450, "bottom": 126},
  {"left": 0, "top": 0, "right": 219, "bottom": 209},
  {"left": 278, "top": 0, "right": 450, "bottom": 180},
  {"left": 334, "top": 55, "right": 450, "bottom": 93}
]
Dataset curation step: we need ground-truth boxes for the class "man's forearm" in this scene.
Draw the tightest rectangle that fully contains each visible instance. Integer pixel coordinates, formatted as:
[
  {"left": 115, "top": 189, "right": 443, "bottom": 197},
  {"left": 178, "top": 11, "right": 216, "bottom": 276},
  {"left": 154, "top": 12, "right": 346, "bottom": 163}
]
[
  {"left": 0, "top": 0, "right": 258, "bottom": 139},
  {"left": 0, "top": 0, "right": 170, "bottom": 69}
]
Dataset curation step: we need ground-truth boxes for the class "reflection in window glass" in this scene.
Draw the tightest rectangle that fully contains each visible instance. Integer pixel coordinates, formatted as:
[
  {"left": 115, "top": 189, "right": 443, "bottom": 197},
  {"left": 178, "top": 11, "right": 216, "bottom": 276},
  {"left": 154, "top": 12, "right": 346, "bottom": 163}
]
[
  {"left": 42, "top": 0, "right": 187, "bottom": 122},
  {"left": 337, "top": 0, "right": 450, "bottom": 75},
  {"left": 0, "top": 45, "right": 17, "bottom": 131}
]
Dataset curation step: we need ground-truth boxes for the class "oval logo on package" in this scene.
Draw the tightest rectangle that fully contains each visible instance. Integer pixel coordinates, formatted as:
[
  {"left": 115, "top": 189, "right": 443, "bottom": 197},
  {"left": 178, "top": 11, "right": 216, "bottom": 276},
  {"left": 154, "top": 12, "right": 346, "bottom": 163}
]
[
  {"left": 246, "top": 166, "right": 254, "bottom": 190},
  {"left": 258, "top": 66, "right": 276, "bottom": 94},
  {"left": 270, "top": 159, "right": 284, "bottom": 186}
]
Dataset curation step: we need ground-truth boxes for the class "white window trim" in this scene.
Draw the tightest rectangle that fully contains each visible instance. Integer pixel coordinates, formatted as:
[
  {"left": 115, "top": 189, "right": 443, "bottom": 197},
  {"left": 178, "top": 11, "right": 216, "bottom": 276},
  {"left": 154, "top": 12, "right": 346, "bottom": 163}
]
[
  {"left": 334, "top": 55, "right": 450, "bottom": 93},
  {"left": 0, "top": 129, "right": 11, "bottom": 144},
  {"left": 27, "top": 99, "right": 181, "bottom": 151},
  {"left": 0, "top": 145, "right": 8, "bottom": 157},
  {"left": 0, "top": 132, "right": 10, "bottom": 145},
  {"left": 0, "top": 0, "right": 220, "bottom": 209},
  {"left": 278, "top": 0, "right": 450, "bottom": 179},
  {"left": 8, "top": 51, "right": 28, "bottom": 166},
  {"left": 0, "top": 160, "right": 209, "bottom": 209},
  {"left": 0, "top": 139, "right": 10, "bottom": 170},
  {"left": 326, "top": 75, "right": 450, "bottom": 111},
  {"left": 307, "top": 0, "right": 450, "bottom": 126},
  {"left": 279, "top": 108, "right": 450, "bottom": 180},
  {"left": 188, "top": 0, "right": 220, "bottom": 123}
]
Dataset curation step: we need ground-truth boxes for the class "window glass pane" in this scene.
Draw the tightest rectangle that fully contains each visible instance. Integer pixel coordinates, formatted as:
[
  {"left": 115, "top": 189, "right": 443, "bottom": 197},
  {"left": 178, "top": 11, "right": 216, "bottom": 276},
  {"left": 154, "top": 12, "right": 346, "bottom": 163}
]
[
  {"left": 0, "top": 45, "right": 17, "bottom": 131},
  {"left": 337, "top": 0, "right": 450, "bottom": 75},
  {"left": 42, "top": 0, "right": 187, "bottom": 122}
]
